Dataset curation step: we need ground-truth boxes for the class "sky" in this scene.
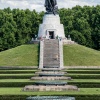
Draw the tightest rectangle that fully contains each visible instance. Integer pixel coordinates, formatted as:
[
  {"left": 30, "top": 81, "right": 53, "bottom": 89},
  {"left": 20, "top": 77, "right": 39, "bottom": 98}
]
[{"left": 0, "top": 0, "right": 100, "bottom": 12}]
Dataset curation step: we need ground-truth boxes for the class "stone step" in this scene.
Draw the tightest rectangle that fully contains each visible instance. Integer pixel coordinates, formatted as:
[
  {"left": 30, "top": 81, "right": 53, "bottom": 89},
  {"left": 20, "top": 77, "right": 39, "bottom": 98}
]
[
  {"left": 44, "top": 52, "right": 59, "bottom": 53},
  {"left": 43, "top": 55, "right": 59, "bottom": 56},
  {"left": 35, "top": 72, "right": 65, "bottom": 74},
  {"left": 44, "top": 50, "right": 59, "bottom": 51},
  {"left": 39, "top": 73, "right": 64, "bottom": 77},
  {"left": 44, "top": 47, "right": 59, "bottom": 49},
  {"left": 44, "top": 43, "right": 58, "bottom": 44},
  {"left": 44, "top": 40, "right": 58, "bottom": 41},
  {"left": 41, "top": 68, "right": 62, "bottom": 71},
  {"left": 44, "top": 42, "right": 58, "bottom": 44},
  {"left": 43, "top": 39, "right": 59, "bottom": 67},
  {"left": 44, "top": 48, "right": 58, "bottom": 49},
  {"left": 44, "top": 43, "right": 58, "bottom": 46},
  {"left": 44, "top": 50, "right": 59, "bottom": 52},
  {"left": 44, "top": 57, "right": 60, "bottom": 58},
  {"left": 43, "top": 63, "right": 60, "bottom": 66},
  {"left": 31, "top": 76, "right": 71, "bottom": 81},
  {"left": 43, "top": 59, "right": 60, "bottom": 61},
  {"left": 43, "top": 54, "right": 59, "bottom": 55},
  {"left": 43, "top": 64, "right": 60, "bottom": 66},
  {"left": 44, "top": 44, "right": 58, "bottom": 45},
  {"left": 44, "top": 48, "right": 59, "bottom": 50},
  {"left": 23, "top": 85, "right": 79, "bottom": 91},
  {"left": 43, "top": 61, "right": 60, "bottom": 64},
  {"left": 44, "top": 58, "right": 60, "bottom": 60},
  {"left": 43, "top": 65, "right": 60, "bottom": 67},
  {"left": 43, "top": 61, "right": 60, "bottom": 63},
  {"left": 44, "top": 51, "right": 59, "bottom": 53},
  {"left": 43, "top": 58, "right": 60, "bottom": 60}
]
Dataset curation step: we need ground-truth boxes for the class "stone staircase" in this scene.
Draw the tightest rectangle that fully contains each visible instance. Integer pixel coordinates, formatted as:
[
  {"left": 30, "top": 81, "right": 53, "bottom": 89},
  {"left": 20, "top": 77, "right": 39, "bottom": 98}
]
[
  {"left": 23, "top": 39, "right": 79, "bottom": 92},
  {"left": 43, "top": 39, "right": 60, "bottom": 68}
]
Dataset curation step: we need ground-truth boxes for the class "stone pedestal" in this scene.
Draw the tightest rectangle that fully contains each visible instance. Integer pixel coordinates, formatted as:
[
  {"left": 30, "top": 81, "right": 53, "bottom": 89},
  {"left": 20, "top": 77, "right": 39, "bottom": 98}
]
[{"left": 38, "top": 14, "right": 65, "bottom": 39}]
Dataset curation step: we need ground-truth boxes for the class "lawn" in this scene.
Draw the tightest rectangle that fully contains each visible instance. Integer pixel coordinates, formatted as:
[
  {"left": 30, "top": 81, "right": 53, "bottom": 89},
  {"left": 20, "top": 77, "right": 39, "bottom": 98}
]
[
  {"left": 0, "top": 79, "right": 100, "bottom": 83},
  {"left": 0, "top": 44, "right": 39, "bottom": 66},
  {"left": 0, "top": 69, "right": 100, "bottom": 100},
  {"left": 0, "top": 88, "right": 100, "bottom": 95},
  {"left": 64, "top": 44, "right": 100, "bottom": 66},
  {"left": 0, "top": 44, "right": 100, "bottom": 66}
]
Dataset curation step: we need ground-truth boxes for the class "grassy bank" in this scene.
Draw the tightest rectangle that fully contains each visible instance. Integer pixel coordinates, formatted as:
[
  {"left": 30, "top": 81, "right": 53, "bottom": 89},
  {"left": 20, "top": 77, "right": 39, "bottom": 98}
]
[
  {"left": 0, "top": 44, "right": 100, "bottom": 66},
  {"left": 0, "top": 69, "right": 99, "bottom": 100},
  {"left": 0, "top": 44, "right": 39, "bottom": 66},
  {"left": 0, "top": 88, "right": 100, "bottom": 95},
  {"left": 64, "top": 44, "right": 100, "bottom": 66}
]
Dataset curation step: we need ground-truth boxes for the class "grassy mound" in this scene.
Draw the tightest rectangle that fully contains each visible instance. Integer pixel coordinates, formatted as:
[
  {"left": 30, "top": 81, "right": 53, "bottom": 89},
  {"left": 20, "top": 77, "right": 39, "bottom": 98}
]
[
  {"left": 64, "top": 44, "right": 100, "bottom": 66},
  {"left": 0, "top": 44, "right": 39, "bottom": 66},
  {"left": 0, "top": 44, "right": 100, "bottom": 66}
]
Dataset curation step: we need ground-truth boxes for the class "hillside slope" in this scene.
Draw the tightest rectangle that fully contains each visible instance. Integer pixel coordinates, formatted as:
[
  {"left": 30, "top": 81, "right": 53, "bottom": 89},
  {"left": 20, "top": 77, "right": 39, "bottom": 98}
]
[
  {"left": 0, "top": 44, "right": 100, "bottom": 66},
  {"left": 0, "top": 44, "right": 39, "bottom": 66},
  {"left": 64, "top": 44, "right": 100, "bottom": 66}
]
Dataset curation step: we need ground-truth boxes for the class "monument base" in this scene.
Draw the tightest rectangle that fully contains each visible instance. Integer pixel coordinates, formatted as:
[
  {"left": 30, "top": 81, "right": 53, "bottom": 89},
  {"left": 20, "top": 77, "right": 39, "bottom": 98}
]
[
  {"left": 23, "top": 85, "right": 79, "bottom": 91},
  {"left": 38, "top": 14, "right": 65, "bottom": 39},
  {"left": 26, "top": 96, "right": 75, "bottom": 100}
]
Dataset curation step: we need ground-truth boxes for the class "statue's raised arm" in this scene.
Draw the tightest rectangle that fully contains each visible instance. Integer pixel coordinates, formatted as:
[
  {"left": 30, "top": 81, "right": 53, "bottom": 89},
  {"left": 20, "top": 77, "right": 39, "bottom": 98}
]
[{"left": 45, "top": 0, "right": 58, "bottom": 15}]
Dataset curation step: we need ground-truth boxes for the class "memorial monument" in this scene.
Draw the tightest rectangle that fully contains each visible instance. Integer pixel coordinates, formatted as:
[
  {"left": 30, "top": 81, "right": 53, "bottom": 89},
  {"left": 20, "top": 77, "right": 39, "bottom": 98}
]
[
  {"left": 38, "top": 0, "right": 65, "bottom": 39},
  {"left": 24, "top": 1, "right": 78, "bottom": 100}
]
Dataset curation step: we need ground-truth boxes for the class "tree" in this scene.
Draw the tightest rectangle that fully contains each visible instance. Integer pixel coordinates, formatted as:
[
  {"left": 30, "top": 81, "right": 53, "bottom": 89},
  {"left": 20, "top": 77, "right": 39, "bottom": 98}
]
[
  {"left": 0, "top": 13, "right": 16, "bottom": 50},
  {"left": 70, "top": 30, "right": 86, "bottom": 45}
]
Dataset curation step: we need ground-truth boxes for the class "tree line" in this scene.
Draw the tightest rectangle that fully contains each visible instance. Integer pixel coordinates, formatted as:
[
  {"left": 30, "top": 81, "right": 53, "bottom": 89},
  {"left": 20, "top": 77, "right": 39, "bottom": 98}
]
[{"left": 0, "top": 5, "right": 100, "bottom": 51}]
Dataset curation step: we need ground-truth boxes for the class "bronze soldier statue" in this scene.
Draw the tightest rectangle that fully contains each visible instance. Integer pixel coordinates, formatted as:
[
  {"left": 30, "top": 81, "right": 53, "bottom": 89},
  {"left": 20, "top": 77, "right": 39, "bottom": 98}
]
[{"left": 45, "top": 0, "right": 58, "bottom": 15}]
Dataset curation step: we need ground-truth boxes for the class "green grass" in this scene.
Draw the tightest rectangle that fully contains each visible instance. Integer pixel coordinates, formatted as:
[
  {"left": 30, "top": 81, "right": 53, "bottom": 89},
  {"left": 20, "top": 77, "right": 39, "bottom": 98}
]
[
  {"left": 0, "top": 44, "right": 39, "bottom": 66},
  {"left": 0, "top": 79, "right": 100, "bottom": 83},
  {"left": 0, "top": 88, "right": 100, "bottom": 95},
  {"left": 0, "top": 44, "right": 100, "bottom": 66},
  {"left": 0, "top": 74, "right": 34, "bottom": 76},
  {"left": 0, "top": 69, "right": 100, "bottom": 96},
  {"left": 64, "top": 44, "right": 100, "bottom": 66}
]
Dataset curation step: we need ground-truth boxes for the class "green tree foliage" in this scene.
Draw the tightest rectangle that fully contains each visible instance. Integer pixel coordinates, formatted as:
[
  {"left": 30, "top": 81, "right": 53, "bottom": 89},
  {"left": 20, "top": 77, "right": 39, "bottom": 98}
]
[
  {"left": 59, "top": 5, "right": 100, "bottom": 50},
  {"left": 0, "top": 5, "right": 100, "bottom": 51},
  {"left": 0, "top": 10, "right": 16, "bottom": 51},
  {"left": 0, "top": 8, "right": 42, "bottom": 51}
]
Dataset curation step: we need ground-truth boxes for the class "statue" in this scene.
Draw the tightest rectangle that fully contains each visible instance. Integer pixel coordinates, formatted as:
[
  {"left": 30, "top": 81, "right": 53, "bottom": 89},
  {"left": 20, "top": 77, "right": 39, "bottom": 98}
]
[{"left": 45, "top": 0, "right": 58, "bottom": 15}]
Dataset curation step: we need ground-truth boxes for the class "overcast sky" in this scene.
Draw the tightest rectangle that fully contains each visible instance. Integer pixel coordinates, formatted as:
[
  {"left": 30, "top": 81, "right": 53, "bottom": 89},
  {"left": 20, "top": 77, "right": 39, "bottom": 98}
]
[{"left": 0, "top": 0, "right": 100, "bottom": 12}]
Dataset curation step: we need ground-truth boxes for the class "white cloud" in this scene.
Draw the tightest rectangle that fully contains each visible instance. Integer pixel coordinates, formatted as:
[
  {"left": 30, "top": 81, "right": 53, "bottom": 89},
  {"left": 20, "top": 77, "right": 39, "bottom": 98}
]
[
  {"left": 57, "top": 0, "right": 99, "bottom": 9},
  {"left": 6, "top": 1, "right": 17, "bottom": 6},
  {"left": 0, "top": 0, "right": 99, "bottom": 12}
]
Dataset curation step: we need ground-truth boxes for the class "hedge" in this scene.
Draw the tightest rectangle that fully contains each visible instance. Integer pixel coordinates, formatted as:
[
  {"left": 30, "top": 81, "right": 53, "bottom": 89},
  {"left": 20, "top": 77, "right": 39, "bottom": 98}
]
[
  {"left": 68, "top": 83, "right": 100, "bottom": 88},
  {"left": 0, "top": 82, "right": 100, "bottom": 88},
  {"left": 0, "top": 68, "right": 38, "bottom": 70},
  {"left": 0, "top": 82, "right": 34, "bottom": 87},
  {"left": 0, "top": 74, "right": 100, "bottom": 79},
  {"left": 0, "top": 75, "right": 33, "bottom": 79},
  {"left": 66, "top": 71, "right": 100, "bottom": 74},
  {"left": 0, "top": 70, "right": 100, "bottom": 74},
  {"left": 67, "top": 68, "right": 100, "bottom": 70},
  {"left": 69, "top": 75, "right": 100, "bottom": 79},
  {"left": 0, "top": 95, "right": 100, "bottom": 100},
  {"left": 0, "top": 71, "right": 36, "bottom": 74}
]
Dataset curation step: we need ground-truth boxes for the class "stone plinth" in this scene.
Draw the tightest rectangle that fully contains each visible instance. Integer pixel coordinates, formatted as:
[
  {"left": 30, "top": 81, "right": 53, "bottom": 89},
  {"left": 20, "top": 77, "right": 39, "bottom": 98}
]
[
  {"left": 23, "top": 85, "right": 79, "bottom": 91},
  {"left": 41, "top": 68, "right": 63, "bottom": 71},
  {"left": 26, "top": 96, "right": 75, "bottom": 100},
  {"left": 31, "top": 76, "right": 71, "bottom": 80},
  {"left": 39, "top": 73, "right": 64, "bottom": 77},
  {"left": 38, "top": 14, "right": 65, "bottom": 38},
  {"left": 35, "top": 71, "right": 65, "bottom": 74}
]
